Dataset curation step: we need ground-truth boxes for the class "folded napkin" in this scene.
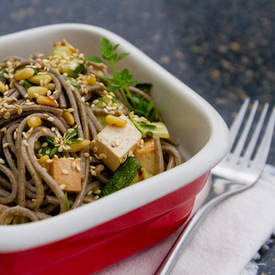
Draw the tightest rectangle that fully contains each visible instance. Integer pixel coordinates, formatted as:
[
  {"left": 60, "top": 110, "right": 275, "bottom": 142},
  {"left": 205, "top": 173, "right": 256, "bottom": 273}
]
[{"left": 97, "top": 165, "right": 275, "bottom": 275}]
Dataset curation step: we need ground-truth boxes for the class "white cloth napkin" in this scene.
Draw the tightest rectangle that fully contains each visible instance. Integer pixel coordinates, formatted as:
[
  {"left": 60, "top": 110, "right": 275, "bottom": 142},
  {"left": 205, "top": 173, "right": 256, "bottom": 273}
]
[{"left": 97, "top": 165, "right": 275, "bottom": 275}]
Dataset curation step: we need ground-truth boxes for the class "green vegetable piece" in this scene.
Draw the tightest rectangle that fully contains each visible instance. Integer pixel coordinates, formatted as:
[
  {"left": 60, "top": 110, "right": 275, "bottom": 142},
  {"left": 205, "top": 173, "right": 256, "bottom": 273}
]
[
  {"left": 95, "top": 115, "right": 107, "bottom": 128},
  {"left": 102, "top": 157, "right": 141, "bottom": 196},
  {"left": 52, "top": 41, "right": 81, "bottom": 77},
  {"left": 129, "top": 114, "right": 170, "bottom": 139},
  {"left": 64, "top": 192, "right": 70, "bottom": 211}
]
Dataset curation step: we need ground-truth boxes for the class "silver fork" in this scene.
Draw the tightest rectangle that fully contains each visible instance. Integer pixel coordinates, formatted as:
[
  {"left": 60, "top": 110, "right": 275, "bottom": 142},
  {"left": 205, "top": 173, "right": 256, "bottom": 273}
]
[{"left": 155, "top": 98, "right": 275, "bottom": 275}]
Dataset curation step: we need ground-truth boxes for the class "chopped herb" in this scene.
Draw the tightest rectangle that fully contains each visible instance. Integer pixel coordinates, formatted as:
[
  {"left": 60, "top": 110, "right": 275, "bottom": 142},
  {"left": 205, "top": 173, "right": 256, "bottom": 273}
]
[
  {"left": 64, "top": 192, "right": 70, "bottom": 211},
  {"left": 49, "top": 147, "right": 58, "bottom": 158},
  {"left": 40, "top": 137, "right": 56, "bottom": 157},
  {"left": 72, "top": 64, "right": 84, "bottom": 78},
  {"left": 45, "top": 137, "right": 55, "bottom": 146},
  {"left": 64, "top": 129, "right": 78, "bottom": 142},
  {"left": 33, "top": 68, "right": 39, "bottom": 75},
  {"left": 23, "top": 80, "right": 33, "bottom": 88}
]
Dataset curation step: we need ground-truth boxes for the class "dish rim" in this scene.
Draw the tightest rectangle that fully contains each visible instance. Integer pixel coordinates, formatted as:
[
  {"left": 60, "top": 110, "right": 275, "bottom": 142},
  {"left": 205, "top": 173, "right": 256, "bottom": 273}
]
[{"left": 0, "top": 23, "right": 229, "bottom": 252}]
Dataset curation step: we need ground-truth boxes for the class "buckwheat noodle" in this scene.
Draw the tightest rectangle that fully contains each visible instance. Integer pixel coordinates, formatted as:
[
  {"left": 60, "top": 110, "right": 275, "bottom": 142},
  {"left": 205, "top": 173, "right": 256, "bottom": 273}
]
[{"left": 0, "top": 42, "right": 182, "bottom": 225}]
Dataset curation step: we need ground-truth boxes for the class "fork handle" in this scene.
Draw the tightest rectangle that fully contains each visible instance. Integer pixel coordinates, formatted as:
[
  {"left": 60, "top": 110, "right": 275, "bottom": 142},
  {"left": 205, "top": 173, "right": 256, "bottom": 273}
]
[
  {"left": 154, "top": 178, "right": 247, "bottom": 275},
  {"left": 154, "top": 198, "right": 217, "bottom": 275}
]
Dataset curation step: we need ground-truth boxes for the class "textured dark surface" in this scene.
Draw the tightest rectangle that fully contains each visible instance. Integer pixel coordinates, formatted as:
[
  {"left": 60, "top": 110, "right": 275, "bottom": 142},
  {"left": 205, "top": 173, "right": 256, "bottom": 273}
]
[{"left": 0, "top": 0, "right": 274, "bottom": 273}]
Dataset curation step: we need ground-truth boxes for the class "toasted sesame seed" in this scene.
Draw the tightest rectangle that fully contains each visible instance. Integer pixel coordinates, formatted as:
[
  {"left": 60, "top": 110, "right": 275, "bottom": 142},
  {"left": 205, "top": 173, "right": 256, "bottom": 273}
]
[
  {"left": 23, "top": 140, "right": 29, "bottom": 147},
  {"left": 61, "top": 169, "right": 69, "bottom": 175},
  {"left": 84, "top": 152, "right": 90, "bottom": 158},
  {"left": 60, "top": 184, "right": 66, "bottom": 190},
  {"left": 76, "top": 164, "right": 81, "bottom": 172},
  {"left": 47, "top": 117, "right": 54, "bottom": 122},
  {"left": 3, "top": 143, "right": 9, "bottom": 148}
]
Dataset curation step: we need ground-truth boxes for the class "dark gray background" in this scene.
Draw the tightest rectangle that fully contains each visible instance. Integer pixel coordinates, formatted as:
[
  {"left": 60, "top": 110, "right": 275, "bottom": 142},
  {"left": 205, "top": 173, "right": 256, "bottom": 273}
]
[{"left": 0, "top": 0, "right": 274, "bottom": 273}]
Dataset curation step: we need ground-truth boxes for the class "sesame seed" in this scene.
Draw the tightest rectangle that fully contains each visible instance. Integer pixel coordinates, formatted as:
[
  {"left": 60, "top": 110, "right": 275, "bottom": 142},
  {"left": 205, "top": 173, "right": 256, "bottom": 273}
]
[
  {"left": 60, "top": 184, "right": 66, "bottom": 190},
  {"left": 84, "top": 152, "right": 90, "bottom": 158},
  {"left": 47, "top": 117, "right": 54, "bottom": 122},
  {"left": 61, "top": 169, "right": 69, "bottom": 175},
  {"left": 76, "top": 164, "right": 81, "bottom": 172},
  {"left": 0, "top": 158, "right": 5, "bottom": 164},
  {"left": 23, "top": 140, "right": 29, "bottom": 147},
  {"left": 3, "top": 143, "right": 9, "bottom": 148}
]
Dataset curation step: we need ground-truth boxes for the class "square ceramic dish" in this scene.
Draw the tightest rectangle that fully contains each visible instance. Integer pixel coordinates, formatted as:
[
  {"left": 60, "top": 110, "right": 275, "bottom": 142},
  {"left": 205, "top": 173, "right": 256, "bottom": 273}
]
[{"left": 0, "top": 24, "right": 229, "bottom": 275}]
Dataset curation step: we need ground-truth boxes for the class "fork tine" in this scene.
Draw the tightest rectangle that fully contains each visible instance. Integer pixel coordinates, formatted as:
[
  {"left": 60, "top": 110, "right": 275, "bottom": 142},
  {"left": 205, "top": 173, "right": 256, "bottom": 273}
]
[
  {"left": 241, "top": 103, "right": 269, "bottom": 163},
  {"left": 231, "top": 100, "right": 258, "bottom": 163},
  {"left": 251, "top": 107, "right": 275, "bottom": 169},
  {"left": 229, "top": 98, "right": 250, "bottom": 150}
]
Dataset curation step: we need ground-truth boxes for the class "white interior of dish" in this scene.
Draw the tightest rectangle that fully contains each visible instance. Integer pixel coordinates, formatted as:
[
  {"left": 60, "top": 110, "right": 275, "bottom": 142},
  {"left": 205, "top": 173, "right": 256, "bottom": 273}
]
[{"left": 0, "top": 24, "right": 229, "bottom": 252}]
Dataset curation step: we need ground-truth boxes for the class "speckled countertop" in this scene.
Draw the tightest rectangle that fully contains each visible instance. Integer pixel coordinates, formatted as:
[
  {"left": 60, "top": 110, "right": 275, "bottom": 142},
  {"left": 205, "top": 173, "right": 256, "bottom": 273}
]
[{"left": 0, "top": 0, "right": 274, "bottom": 274}]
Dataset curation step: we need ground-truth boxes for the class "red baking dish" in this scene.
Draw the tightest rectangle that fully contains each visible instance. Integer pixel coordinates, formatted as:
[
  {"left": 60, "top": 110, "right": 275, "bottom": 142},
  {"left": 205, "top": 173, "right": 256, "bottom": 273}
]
[{"left": 0, "top": 24, "right": 229, "bottom": 275}]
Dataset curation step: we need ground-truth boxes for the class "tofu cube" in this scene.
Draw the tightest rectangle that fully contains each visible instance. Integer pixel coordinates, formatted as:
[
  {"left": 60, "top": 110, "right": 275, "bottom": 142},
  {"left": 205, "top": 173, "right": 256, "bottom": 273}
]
[
  {"left": 91, "top": 117, "right": 142, "bottom": 171},
  {"left": 50, "top": 158, "right": 81, "bottom": 192},
  {"left": 134, "top": 138, "right": 158, "bottom": 175}
]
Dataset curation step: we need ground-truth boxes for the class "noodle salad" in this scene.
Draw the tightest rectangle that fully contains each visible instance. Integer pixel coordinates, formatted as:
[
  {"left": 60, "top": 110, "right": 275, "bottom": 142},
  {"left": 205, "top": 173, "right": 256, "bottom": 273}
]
[{"left": 0, "top": 38, "right": 182, "bottom": 225}]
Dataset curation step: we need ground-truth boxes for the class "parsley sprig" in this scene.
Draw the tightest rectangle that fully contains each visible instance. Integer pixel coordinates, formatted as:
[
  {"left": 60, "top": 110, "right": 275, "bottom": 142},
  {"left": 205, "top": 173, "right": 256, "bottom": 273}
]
[{"left": 86, "top": 37, "right": 159, "bottom": 121}]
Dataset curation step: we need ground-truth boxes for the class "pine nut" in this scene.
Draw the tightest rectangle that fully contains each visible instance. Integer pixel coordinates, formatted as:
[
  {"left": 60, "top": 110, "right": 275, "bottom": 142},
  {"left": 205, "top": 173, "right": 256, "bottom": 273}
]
[
  {"left": 68, "top": 139, "right": 90, "bottom": 152},
  {"left": 14, "top": 68, "right": 34, "bottom": 80},
  {"left": 27, "top": 116, "right": 42, "bottom": 128},
  {"left": 105, "top": 115, "right": 127, "bottom": 127},
  {"left": 27, "top": 86, "right": 48, "bottom": 99},
  {"left": 63, "top": 111, "right": 75, "bottom": 126},
  {"left": 28, "top": 73, "right": 52, "bottom": 86},
  {"left": 36, "top": 95, "right": 59, "bottom": 107}
]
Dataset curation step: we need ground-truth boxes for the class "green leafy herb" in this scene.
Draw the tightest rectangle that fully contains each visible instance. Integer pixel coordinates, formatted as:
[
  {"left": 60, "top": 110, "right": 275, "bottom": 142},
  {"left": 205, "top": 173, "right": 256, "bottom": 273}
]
[
  {"left": 88, "top": 37, "right": 129, "bottom": 73},
  {"left": 85, "top": 56, "right": 103, "bottom": 63},
  {"left": 92, "top": 38, "right": 159, "bottom": 121},
  {"left": 41, "top": 137, "right": 56, "bottom": 156},
  {"left": 64, "top": 192, "right": 70, "bottom": 211},
  {"left": 23, "top": 80, "right": 33, "bottom": 88},
  {"left": 102, "top": 157, "right": 141, "bottom": 196},
  {"left": 33, "top": 68, "right": 39, "bottom": 75},
  {"left": 135, "top": 83, "right": 152, "bottom": 94},
  {"left": 72, "top": 64, "right": 84, "bottom": 78},
  {"left": 126, "top": 93, "right": 159, "bottom": 121},
  {"left": 64, "top": 129, "right": 78, "bottom": 142}
]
